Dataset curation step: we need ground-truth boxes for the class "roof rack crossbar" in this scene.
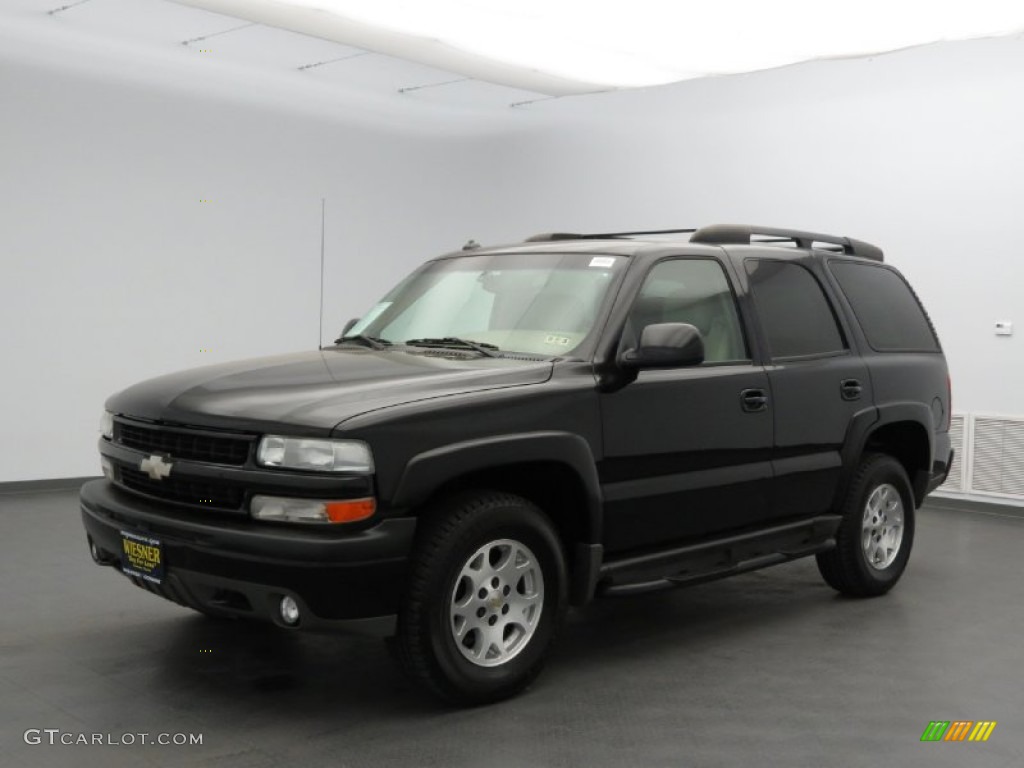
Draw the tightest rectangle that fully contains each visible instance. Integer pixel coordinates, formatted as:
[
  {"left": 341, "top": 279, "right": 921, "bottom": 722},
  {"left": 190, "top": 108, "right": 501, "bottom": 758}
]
[
  {"left": 690, "top": 224, "right": 883, "bottom": 262},
  {"left": 525, "top": 228, "right": 697, "bottom": 242}
]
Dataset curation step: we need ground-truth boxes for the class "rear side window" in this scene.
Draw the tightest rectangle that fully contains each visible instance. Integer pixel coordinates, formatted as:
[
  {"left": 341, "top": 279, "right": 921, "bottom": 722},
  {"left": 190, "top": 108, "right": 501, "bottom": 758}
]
[
  {"left": 745, "top": 259, "right": 845, "bottom": 358},
  {"left": 830, "top": 261, "right": 939, "bottom": 352}
]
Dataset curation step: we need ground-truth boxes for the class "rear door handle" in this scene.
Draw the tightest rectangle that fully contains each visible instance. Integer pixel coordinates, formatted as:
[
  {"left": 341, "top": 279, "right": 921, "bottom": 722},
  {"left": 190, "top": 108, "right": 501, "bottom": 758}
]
[
  {"left": 840, "top": 379, "right": 863, "bottom": 401},
  {"left": 740, "top": 388, "right": 769, "bottom": 413}
]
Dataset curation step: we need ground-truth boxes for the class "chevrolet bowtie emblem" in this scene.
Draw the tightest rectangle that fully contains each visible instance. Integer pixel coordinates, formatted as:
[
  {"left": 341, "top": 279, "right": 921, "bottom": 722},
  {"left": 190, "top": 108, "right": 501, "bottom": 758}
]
[{"left": 140, "top": 454, "right": 173, "bottom": 481}]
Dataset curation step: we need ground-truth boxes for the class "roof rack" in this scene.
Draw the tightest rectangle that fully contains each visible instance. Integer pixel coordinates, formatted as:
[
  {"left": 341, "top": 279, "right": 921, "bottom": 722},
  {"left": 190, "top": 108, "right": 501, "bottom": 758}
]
[
  {"left": 690, "top": 224, "right": 883, "bottom": 262},
  {"left": 525, "top": 228, "right": 697, "bottom": 242},
  {"left": 523, "top": 225, "right": 883, "bottom": 262}
]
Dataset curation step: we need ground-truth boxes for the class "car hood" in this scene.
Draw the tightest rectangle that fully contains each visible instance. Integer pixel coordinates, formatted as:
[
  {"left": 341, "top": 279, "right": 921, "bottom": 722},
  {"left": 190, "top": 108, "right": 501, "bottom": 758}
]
[{"left": 106, "top": 348, "right": 554, "bottom": 434}]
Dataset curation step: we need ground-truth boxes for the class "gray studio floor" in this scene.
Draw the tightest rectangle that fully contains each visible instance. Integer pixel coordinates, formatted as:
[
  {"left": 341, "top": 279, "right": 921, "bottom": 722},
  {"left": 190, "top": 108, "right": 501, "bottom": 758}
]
[{"left": 1, "top": 488, "right": 1022, "bottom": 768}]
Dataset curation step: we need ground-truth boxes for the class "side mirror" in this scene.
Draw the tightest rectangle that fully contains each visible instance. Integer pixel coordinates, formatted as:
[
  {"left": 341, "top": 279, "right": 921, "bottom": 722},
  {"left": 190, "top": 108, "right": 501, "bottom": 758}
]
[
  {"left": 340, "top": 318, "right": 359, "bottom": 336},
  {"left": 619, "top": 323, "right": 704, "bottom": 369}
]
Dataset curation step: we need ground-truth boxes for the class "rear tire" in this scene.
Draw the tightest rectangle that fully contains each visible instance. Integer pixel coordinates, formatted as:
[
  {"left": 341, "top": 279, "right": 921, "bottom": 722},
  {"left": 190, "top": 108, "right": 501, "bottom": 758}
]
[
  {"left": 817, "top": 453, "right": 915, "bottom": 597},
  {"left": 393, "top": 491, "right": 567, "bottom": 705}
]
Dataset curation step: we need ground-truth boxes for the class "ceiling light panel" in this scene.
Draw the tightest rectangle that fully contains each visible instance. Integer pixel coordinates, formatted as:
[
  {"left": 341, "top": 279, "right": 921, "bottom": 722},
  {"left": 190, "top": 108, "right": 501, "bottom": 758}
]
[
  {"left": 46, "top": 0, "right": 243, "bottom": 46},
  {"left": 401, "top": 79, "right": 546, "bottom": 110},
  {"left": 304, "top": 52, "right": 465, "bottom": 94},
  {"left": 187, "top": 23, "right": 365, "bottom": 70}
]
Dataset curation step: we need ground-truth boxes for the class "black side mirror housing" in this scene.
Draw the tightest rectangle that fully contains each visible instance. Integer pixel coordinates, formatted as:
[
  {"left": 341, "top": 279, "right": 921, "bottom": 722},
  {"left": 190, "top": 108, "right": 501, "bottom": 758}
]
[{"left": 619, "top": 323, "right": 705, "bottom": 369}]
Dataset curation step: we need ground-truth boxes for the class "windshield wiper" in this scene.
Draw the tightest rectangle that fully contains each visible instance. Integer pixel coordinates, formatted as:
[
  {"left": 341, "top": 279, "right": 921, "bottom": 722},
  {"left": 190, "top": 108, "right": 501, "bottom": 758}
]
[
  {"left": 403, "top": 337, "right": 500, "bottom": 357},
  {"left": 335, "top": 334, "right": 392, "bottom": 350}
]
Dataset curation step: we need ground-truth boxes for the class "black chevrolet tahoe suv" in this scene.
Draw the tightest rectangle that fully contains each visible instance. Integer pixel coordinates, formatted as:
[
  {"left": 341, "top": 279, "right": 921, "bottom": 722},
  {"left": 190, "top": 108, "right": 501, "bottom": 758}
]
[{"left": 81, "top": 224, "right": 953, "bottom": 705}]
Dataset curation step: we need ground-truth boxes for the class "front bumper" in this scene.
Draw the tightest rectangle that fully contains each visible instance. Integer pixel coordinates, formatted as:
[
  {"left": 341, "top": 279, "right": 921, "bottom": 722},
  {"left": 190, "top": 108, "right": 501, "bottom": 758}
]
[{"left": 80, "top": 479, "right": 416, "bottom": 635}]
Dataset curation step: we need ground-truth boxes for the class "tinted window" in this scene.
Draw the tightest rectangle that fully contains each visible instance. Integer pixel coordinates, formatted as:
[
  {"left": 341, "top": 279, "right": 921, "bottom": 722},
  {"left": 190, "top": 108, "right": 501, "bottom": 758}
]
[
  {"left": 830, "top": 261, "right": 939, "bottom": 351},
  {"left": 628, "top": 259, "right": 748, "bottom": 362},
  {"left": 745, "top": 260, "right": 845, "bottom": 358}
]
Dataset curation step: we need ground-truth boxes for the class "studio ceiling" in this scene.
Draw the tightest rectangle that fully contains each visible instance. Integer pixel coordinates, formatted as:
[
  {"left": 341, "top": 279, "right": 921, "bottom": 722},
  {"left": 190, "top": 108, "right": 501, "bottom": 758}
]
[
  {"left": 4, "top": 0, "right": 1024, "bottom": 118},
  {"left": 172, "top": 0, "right": 1024, "bottom": 94}
]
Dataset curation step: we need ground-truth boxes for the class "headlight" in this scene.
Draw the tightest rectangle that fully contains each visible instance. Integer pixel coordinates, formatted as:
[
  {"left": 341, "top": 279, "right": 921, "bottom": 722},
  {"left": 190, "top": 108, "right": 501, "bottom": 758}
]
[
  {"left": 251, "top": 495, "right": 376, "bottom": 524},
  {"left": 100, "top": 411, "right": 114, "bottom": 440},
  {"left": 257, "top": 436, "right": 374, "bottom": 473}
]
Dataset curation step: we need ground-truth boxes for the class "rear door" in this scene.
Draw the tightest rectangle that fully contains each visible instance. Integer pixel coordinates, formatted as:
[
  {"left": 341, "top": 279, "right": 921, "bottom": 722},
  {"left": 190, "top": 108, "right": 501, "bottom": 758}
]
[
  {"left": 741, "top": 255, "right": 874, "bottom": 520},
  {"left": 599, "top": 256, "right": 774, "bottom": 554}
]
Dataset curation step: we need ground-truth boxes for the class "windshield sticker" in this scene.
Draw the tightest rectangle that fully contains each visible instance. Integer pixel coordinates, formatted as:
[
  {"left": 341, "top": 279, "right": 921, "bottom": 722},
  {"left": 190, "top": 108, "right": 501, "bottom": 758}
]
[
  {"left": 544, "top": 335, "right": 571, "bottom": 346},
  {"left": 588, "top": 256, "right": 616, "bottom": 268}
]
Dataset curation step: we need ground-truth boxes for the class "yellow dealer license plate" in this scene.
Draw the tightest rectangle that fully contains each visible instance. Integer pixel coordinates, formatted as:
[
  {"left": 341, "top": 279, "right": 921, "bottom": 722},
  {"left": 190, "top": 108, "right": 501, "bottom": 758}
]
[{"left": 120, "top": 530, "right": 164, "bottom": 584}]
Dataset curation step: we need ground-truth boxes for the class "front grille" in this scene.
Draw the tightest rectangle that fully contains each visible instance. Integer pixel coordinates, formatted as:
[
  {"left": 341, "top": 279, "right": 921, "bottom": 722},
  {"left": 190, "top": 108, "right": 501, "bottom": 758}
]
[
  {"left": 117, "top": 422, "right": 251, "bottom": 466},
  {"left": 119, "top": 467, "right": 245, "bottom": 511}
]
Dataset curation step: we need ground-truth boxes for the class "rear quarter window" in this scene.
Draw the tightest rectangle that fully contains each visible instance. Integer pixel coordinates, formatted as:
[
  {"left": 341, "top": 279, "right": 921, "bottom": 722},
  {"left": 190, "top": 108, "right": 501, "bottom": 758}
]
[{"left": 829, "top": 261, "right": 939, "bottom": 352}]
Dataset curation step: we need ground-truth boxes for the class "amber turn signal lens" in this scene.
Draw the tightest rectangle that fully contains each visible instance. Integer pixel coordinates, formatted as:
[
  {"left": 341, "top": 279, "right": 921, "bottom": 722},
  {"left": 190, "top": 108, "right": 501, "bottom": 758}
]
[
  {"left": 250, "top": 495, "right": 376, "bottom": 524},
  {"left": 324, "top": 498, "right": 376, "bottom": 523}
]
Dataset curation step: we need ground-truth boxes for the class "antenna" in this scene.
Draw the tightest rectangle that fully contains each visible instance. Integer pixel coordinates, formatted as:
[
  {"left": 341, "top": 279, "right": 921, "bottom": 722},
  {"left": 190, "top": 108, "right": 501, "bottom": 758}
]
[{"left": 318, "top": 198, "right": 325, "bottom": 349}]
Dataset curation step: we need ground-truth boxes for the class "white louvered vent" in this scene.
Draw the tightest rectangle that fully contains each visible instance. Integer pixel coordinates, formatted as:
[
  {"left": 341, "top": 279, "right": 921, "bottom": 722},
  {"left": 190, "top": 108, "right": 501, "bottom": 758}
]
[
  {"left": 940, "top": 415, "right": 965, "bottom": 491},
  {"left": 970, "top": 417, "right": 1024, "bottom": 496}
]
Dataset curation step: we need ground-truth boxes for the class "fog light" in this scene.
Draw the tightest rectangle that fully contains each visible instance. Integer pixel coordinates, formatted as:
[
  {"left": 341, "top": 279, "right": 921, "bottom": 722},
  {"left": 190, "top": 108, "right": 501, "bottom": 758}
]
[
  {"left": 88, "top": 537, "right": 114, "bottom": 566},
  {"left": 280, "top": 596, "right": 300, "bottom": 626},
  {"left": 100, "top": 457, "right": 114, "bottom": 480}
]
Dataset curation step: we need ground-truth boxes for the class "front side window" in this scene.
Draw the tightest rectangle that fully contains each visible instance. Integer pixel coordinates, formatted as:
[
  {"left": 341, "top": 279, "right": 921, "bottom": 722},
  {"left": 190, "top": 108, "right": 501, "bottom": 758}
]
[
  {"left": 626, "top": 259, "right": 748, "bottom": 363},
  {"left": 347, "top": 252, "right": 624, "bottom": 356},
  {"left": 745, "top": 259, "right": 845, "bottom": 359}
]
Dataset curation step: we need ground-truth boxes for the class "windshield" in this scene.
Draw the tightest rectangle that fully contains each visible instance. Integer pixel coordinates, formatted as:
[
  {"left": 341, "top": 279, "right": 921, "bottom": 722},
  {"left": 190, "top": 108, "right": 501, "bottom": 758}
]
[{"left": 345, "top": 252, "right": 625, "bottom": 356}]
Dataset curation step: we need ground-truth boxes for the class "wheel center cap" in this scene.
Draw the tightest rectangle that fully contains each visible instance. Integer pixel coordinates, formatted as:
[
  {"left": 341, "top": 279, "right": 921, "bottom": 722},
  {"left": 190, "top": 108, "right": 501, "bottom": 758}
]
[{"left": 487, "top": 591, "right": 503, "bottom": 610}]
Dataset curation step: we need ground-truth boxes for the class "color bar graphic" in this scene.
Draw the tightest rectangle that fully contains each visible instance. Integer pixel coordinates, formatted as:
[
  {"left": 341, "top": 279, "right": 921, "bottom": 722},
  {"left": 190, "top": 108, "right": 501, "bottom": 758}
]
[{"left": 921, "top": 720, "right": 996, "bottom": 742}]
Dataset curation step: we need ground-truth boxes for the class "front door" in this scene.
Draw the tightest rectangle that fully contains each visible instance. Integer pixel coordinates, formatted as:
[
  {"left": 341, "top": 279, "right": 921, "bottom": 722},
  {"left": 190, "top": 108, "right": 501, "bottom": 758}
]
[{"left": 599, "top": 257, "right": 774, "bottom": 555}]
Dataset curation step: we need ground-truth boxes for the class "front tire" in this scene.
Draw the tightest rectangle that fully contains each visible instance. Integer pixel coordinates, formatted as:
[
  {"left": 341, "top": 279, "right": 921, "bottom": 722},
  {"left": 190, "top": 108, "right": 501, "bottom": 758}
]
[
  {"left": 394, "top": 491, "right": 567, "bottom": 705},
  {"left": 817, "top": 453, "right": 916, "bottom": 597}
]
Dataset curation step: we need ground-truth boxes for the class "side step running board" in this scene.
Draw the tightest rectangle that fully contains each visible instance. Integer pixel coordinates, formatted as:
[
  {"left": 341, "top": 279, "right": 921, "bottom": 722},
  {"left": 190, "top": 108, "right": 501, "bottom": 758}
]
[{"left": 597, "top": 516, "right": 841, "bottom": 597}]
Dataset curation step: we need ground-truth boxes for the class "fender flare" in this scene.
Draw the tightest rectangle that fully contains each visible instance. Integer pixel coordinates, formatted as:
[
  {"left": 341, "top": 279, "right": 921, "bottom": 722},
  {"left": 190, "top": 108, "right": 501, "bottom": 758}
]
[
  {"left": 391, "top": 431, "right": 605, "bottom": 604},
  {"left": 391, "top": 431, "right": 603, "bottom": 544},
  {"left": 836, "top": 402, "right": 935, "bottom": 508}
]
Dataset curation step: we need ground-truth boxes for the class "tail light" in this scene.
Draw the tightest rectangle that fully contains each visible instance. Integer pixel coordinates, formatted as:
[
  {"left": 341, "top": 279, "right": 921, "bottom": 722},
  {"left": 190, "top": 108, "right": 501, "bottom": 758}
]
[{"left": 946, "top": 375, "right": 952, "bottom": 430}]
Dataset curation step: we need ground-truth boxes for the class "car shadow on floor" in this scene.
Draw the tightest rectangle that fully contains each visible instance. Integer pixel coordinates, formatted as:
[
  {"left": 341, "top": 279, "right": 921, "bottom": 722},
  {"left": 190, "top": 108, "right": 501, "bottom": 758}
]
[{"left": 144, "top": 559, "right": 840, "bottom": 715}]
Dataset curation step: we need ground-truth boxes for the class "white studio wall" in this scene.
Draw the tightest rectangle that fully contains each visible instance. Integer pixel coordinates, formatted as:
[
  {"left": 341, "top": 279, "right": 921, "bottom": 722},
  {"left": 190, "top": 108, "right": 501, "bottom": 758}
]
[
  {"left": 0, "top": 24, "right": 512, "bottom": 483},
  {"left": 486, "top": 36, "right": 1024, "bottom": 421}
]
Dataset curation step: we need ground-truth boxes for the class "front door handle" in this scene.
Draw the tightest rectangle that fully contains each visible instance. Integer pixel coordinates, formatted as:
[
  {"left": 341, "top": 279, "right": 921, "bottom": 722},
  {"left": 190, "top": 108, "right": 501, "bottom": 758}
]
[
  {"left": 740, "top": 388, "right": 769, "bottom": 413},
  {"left": 840, "top": 379, "right": 863, "bottom": 401}
]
